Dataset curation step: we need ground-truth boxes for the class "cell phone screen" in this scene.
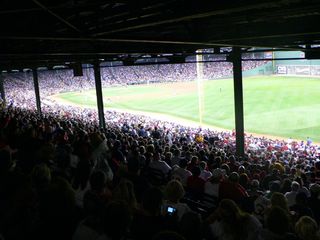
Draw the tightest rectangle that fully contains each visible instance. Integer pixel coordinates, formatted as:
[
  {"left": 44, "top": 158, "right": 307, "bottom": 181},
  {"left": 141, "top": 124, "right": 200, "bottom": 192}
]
[{"left": 167, "top": 206, "right": 176, "bottom": 214}]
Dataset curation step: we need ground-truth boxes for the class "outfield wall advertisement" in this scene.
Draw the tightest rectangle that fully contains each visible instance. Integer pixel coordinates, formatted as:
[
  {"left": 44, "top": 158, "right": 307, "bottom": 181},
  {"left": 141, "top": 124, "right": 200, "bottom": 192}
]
[{"left": 276, "top": 65, "right": 320, "bottom": 76}]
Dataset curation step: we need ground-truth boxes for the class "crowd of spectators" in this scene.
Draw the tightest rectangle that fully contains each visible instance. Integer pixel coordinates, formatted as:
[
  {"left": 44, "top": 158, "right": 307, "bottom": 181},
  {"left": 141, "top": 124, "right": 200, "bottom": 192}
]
[
  {"left": 2, "top": 60, "right": 320, "bottom": 240},
  {"left": 1, "top": 60, "right": 267, "bottom": 110},
  {"left": 1, "top": 103, "right": 320, "bottom": 240}
]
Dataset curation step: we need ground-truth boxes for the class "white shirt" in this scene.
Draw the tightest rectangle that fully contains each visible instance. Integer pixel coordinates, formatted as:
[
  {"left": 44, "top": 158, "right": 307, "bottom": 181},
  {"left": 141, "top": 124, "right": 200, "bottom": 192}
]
[
  {"left": 200, "top": 170, "right": 213, "bottom": 181},
  {"left": 172, "top": 166, "right": 192, "bottom": 186},
  {"left": 285, "top": 191, "right": 297, "bottom": 207},
  {"left": 149, "top": 160, "right": 172, "bottom": 175},
  {"left": 204, "top": 182, "right": 220, "bottom": 198}
]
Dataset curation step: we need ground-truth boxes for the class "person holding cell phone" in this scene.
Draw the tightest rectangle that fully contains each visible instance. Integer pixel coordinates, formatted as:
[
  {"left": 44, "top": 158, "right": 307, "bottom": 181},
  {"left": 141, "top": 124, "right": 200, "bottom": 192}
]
[{"left": 162, "top": 180, "right": 192, "bottom": 220}]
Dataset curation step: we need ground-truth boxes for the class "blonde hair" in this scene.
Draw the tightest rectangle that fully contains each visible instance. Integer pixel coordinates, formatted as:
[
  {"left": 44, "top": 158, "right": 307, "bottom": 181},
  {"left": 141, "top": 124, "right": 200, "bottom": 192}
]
[
  {"left": 271, "top": 192, "right": 289, "bottom": 212},
  {"left": 295, "top": 216, "right": 320, "bottom": 240},
  {"left": 165, "top": 180, "right": 185, "bottom": 203}
]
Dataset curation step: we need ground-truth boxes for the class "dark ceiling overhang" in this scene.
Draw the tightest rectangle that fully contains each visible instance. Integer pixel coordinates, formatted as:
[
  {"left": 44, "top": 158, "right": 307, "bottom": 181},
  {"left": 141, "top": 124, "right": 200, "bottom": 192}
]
[{"left": 1, "top": 0, "right": 320, "bottom": 69}]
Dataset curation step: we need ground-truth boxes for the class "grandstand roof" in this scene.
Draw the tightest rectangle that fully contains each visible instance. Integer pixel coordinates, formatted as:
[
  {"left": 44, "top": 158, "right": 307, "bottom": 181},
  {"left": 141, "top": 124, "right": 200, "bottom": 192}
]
[{"left": 1, "top": 0, "right": 320, "bottom": 69}]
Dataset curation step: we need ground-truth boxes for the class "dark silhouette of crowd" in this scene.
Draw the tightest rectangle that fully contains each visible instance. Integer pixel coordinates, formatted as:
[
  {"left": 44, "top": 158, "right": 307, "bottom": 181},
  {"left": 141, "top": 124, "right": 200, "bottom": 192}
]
[{"left": 1, "top": 104, "right": 320, "bottom": 240}]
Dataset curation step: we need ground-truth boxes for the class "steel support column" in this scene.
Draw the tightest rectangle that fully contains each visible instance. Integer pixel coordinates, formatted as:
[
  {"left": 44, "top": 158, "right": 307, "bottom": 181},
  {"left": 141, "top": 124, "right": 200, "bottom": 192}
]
[
  {"left": 232, "top": 47, "right": 245, "bottom": 157},
  {"left": 93, "top": 62, "right": 105, "bottom": 129},
  {"left": 32, "top": 69, "right": 42, "bottom": 115},
  {"left": 0, "top": 74, "right": 5, "bottom": 105}
]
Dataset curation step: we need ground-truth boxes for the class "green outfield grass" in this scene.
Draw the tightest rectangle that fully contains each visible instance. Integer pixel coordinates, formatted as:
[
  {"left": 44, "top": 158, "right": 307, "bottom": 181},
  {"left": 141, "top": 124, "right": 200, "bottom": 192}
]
[{"left": 56, "top": 76, "right": 320, "bottom": 142}]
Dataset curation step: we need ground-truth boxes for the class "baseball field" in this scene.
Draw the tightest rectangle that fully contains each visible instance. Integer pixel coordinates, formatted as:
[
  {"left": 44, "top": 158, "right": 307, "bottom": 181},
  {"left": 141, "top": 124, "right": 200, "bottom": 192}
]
[{"left": 55, "top": 76, "right": 320, "bottom": 142}]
